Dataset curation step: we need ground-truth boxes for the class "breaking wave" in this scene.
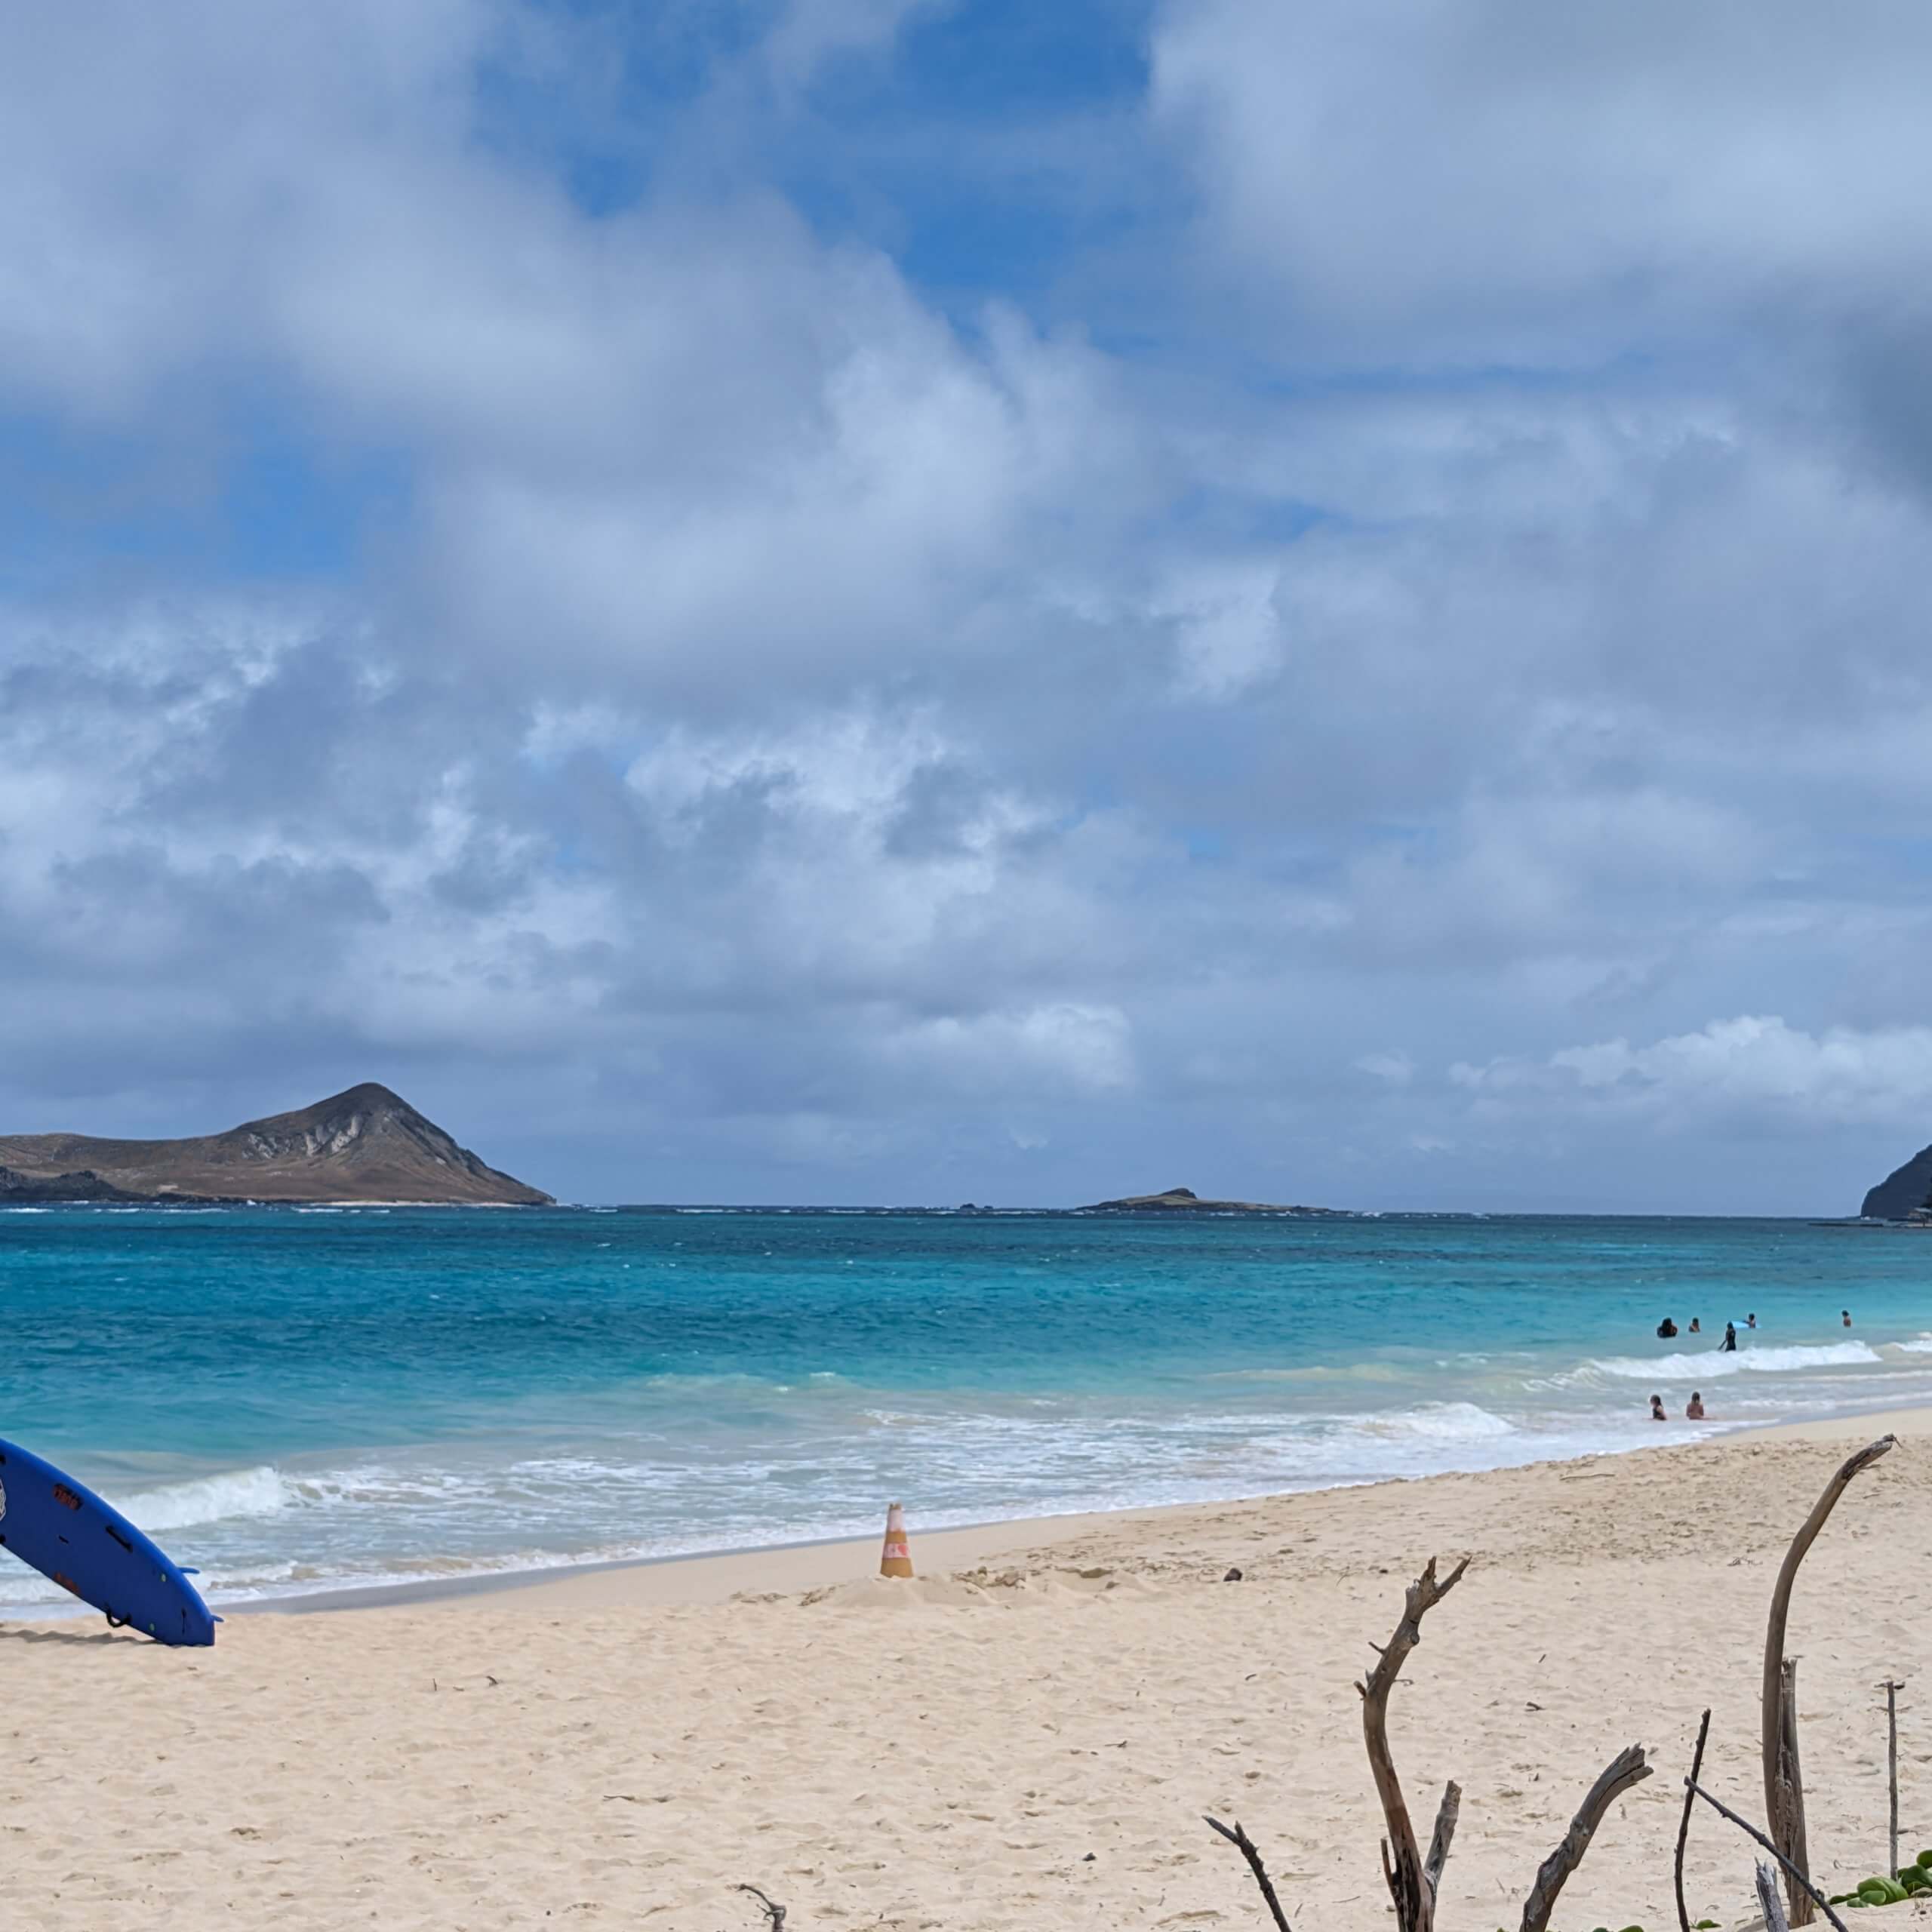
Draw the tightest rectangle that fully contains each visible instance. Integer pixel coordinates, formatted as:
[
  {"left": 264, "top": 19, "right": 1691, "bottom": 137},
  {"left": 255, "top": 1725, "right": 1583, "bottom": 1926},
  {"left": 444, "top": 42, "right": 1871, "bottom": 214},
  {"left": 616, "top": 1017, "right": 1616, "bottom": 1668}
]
[
  {"left": 114, "top": 1465, "right": 296, "bottom": 1531},
  {"left": 1365, "top": 1401, "right": 1515, "bottom": 1440},
  {"left": 1581, "top": 1341, "right": 1881, "bottom": 1382}
]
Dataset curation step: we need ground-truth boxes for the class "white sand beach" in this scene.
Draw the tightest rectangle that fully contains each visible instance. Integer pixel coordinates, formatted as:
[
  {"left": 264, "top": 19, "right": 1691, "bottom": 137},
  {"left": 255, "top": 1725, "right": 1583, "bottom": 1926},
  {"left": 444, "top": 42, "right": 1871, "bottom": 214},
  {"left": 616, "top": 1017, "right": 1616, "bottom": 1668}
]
[{"left": 5, "top": 1411, "right": 1930, "bottom": 1931}]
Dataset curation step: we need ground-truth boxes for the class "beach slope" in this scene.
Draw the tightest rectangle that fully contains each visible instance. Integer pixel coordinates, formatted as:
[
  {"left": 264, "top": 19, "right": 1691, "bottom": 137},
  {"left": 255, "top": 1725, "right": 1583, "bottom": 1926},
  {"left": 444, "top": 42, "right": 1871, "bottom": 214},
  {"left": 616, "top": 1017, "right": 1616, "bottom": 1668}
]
[{"left": 2, "top": 1417, "right": 1923, "bottom": 1930}]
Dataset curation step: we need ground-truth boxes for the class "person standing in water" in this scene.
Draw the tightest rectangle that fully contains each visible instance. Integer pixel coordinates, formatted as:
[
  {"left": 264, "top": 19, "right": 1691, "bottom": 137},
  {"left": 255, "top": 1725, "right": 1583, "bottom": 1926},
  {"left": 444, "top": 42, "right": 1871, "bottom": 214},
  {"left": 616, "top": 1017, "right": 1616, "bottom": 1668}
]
[
  {"left": 1721, "top": 1321, "right": 1738, "bottom": 1352},
  {"left": 1747, "top": 1312, "right": 1757, "bottom": 1329},
  {"left": 1687, "top": 1392, "right": 1706, "bottom": 1420},
  {"left": 1650, "top": 1394, "right": 1668, "bottom": 1421},
  {"left": 1843, "top": 1309, "right": 1853, "bottom": 1327},
  {"left": 1688, "top": 1318, "right": 1701, "bottom": 1334},
  {"left": 1657, "top": 1316, "right": 1678, "bottom": 1339}
]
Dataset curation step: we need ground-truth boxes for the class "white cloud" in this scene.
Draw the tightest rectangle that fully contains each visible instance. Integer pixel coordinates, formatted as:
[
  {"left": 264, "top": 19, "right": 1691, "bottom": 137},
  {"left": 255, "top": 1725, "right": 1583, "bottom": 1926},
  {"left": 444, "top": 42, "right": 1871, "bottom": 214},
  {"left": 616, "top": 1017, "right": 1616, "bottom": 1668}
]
[
  {"left": 5, "top": 1, "right": 1932, "bottom": 1208},
  {"left": 1151, "top": 0, "right": 1932, "bottom": 361},
  {"left": 1356, "top": 1051, "right": 1414, "bottom": 1086},
  {"left": 881, "top": 1003, "right": 1136, "bottom": 1097},
  {"left": 1458, "top": 1017, "right": 1932, "bottom": 1126},
  {"left": 761, "top": 0, "right": 943, "bottom": 91}
]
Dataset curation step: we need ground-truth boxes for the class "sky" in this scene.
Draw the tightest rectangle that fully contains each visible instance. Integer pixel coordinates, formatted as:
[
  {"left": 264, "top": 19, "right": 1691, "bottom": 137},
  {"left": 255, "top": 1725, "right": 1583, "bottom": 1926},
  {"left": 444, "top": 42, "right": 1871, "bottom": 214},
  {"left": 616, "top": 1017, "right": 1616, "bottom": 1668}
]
[{"left": 3, "top": 1, "right": 1932, "bottom": 1211}]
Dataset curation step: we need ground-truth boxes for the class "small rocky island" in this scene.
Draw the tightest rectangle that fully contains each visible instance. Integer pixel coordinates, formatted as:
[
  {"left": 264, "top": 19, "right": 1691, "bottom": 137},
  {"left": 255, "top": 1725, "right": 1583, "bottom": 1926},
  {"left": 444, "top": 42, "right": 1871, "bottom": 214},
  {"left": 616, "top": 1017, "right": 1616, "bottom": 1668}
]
[
  {"left": 0, "top": 1083, "right": 551, "bottom": 1206},
  {"left": 1080, "top": 1185, "right": 1355, "bottom": 1217},
  {"left": 1861, "top": 1145, "right": 1932, "bottom": 1221}
]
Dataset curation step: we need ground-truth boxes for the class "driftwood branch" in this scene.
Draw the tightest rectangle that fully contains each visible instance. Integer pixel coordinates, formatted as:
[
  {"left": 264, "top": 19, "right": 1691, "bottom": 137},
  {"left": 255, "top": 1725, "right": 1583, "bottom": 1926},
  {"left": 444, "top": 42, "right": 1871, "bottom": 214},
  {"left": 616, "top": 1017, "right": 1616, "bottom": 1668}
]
[
  {"left": 1425, "top": 1780, "right": 1461, "bottom": 1897},
  {"left": 1763, "top": 1435, "right": 1893, "bottom": 1924},
  {"left": 1684, "top": 1780, "right": 1850, "bottom": 1932},
  {"left": 1520, "top": 1743, "right": 1652, "bottom": 1932},
  {"left": 1881, "top": 1680, "right": 1904, "bottom": 1880},
  {"left": 1675, "top": 1708, "right": 1712, "bottom": 1932},
  {"left": 1758, "top": 1861, "right": 1793, "bottom": 1932},
  {"left": 735, "top": 1884, "right": 787, "bottom": 1929},
  {"left": 1205, "top": 1816, "right": 1294, "bottom": 1932},
  {"left": 1777, "top": 1659, "right": 1812, "bottom": 1925},
  {"left": 1358, "top": 1556, "right": 1468, "bottom": 1932}
]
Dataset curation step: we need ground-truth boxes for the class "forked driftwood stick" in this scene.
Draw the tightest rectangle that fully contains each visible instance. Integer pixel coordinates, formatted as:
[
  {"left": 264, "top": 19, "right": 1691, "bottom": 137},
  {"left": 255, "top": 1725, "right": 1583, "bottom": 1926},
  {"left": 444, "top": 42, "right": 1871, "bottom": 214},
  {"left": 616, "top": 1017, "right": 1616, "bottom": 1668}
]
[
  {"left": 1205, "top": 1815, "right": 1294, "bottom": 1932},
  {"left": 1519, "top": 1743, "right": 1652, "bottom": 1932},
  {"left": 1684, "top": 1779, "right": 1850, "bottom": 1932},
  {"left": 1675, "top": 1708, "right": 1713, "bottom": 1932},
  {"left": 1425, "top": 1780, "right": 1462, "bottom": 1898},
  {"left": 1763, "top": 1435, "right": 1893, "bottom": 1926},
  {"left": 1758, "top": 1860, "right": 1793, "bottom": 1932},
  {"left": 735, "top": 1883, "right": 787, "bottom": 1929},
  {"left": 1359, "top": 1555, "right": 1469, "bottom": 1932},
  {"left": 1778, "top": 1659, "right": 1811, "bottom": 1922}
]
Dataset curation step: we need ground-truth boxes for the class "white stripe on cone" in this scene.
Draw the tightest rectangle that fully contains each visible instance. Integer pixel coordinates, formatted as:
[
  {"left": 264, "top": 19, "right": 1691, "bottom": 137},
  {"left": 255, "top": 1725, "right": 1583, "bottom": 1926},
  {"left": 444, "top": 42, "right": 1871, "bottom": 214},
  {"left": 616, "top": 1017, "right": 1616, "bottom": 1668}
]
[{"left": 879, "top": 1500, "right": 914, "bottom": 1578}]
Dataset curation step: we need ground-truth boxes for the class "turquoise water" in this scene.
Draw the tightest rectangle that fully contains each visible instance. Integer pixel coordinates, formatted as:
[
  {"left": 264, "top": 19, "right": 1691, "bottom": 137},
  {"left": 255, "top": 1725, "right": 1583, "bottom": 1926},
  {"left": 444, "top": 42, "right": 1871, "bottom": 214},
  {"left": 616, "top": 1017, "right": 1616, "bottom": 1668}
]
[{"left": 3, "top": 1207, "right": 1930, "bottom": 1613}]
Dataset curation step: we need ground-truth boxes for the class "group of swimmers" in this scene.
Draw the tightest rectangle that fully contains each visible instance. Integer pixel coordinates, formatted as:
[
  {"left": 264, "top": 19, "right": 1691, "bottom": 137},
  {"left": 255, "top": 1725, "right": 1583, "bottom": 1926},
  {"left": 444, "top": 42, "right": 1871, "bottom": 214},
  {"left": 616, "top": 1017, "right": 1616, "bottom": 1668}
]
[
  {"left": 1645, "top": 1308, "right": 1854, "bottom": 1424},
  {"left": 1651, "top": 1392, "right": 1706, "bottom": 1421}
]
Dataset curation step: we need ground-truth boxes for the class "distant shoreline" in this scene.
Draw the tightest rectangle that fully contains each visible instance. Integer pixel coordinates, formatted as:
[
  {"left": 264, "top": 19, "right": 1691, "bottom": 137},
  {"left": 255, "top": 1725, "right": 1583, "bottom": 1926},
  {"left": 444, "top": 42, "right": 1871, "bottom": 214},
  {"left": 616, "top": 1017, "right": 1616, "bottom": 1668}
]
[{"left": 5, "top": 1199, "right": 1915, "bottom": 1220}]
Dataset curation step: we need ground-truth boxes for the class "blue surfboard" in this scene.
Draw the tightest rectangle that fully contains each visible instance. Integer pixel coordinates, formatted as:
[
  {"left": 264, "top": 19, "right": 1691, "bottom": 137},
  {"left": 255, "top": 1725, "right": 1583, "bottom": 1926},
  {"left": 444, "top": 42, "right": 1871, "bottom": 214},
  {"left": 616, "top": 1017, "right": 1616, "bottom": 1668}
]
[{"left": 0, "top": 1437, "right": 217, "bottom": 1646}]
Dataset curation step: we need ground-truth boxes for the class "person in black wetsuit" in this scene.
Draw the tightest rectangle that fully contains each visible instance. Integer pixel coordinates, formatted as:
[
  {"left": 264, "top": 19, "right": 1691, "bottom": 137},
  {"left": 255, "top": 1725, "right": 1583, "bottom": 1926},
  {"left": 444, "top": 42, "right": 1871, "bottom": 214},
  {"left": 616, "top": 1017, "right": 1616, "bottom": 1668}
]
[
  {"left": 1657, "top": 1317, "right": 1678, "bottom": 1339},
  {"left": 1720, "top": 1321, "right": 1738, "bottom": 1352}
]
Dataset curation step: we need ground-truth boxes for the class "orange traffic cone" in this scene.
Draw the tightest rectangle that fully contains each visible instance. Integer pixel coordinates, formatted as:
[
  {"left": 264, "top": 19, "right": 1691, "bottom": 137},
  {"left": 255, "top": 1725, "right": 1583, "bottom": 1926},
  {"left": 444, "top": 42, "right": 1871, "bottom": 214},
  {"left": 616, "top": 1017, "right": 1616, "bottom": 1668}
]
[{"left": 879, "top": 1500, "right": 914, "bottom": 1579}]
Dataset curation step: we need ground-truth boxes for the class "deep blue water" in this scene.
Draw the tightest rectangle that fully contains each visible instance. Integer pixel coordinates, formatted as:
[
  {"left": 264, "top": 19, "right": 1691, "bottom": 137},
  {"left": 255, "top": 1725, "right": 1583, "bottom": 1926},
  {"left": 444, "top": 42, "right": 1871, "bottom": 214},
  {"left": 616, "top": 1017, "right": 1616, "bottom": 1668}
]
[{"left": 3, "top": 1207, "right": 1929, "bottom": 1611}]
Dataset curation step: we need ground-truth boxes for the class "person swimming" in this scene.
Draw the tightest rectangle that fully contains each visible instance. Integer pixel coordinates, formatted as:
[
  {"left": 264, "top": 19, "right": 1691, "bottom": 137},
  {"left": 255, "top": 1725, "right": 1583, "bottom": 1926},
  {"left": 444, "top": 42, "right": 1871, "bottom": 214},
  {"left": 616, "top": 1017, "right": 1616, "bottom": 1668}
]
[
  {"left": 1747, "top": 1312, "right": 1757, "bottom": 1329},
  {"left": 1657, "top": 1316, "right": 1678, "bottom": 1339},
  {"left": 1687, "top": 1392, "right": 1706, "bottom": 1420},
  {"left": 1650, "top": 1394, "right": 1668, "bottom": 1421},
  {"left": 1688, "top": 1317, "right": 1700, "bottom": 1334},
  {"left": 1721, "top": 1321, "right": 1738, "bottom": 1352}
]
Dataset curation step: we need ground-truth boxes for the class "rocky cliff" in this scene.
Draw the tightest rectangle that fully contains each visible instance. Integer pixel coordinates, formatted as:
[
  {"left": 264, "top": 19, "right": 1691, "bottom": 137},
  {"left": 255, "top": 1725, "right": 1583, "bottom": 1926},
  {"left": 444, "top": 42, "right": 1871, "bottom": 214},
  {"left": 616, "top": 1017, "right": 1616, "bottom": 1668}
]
[
  {"left": 0, "top": 1084, "right": 552, "bottom": 1205},
  {"left": 1862, "top": 1146, "right": 1932, "bottom": 1220},
  {"left": 0, "top": 1163, "right": 143, "bottom": 1204}
]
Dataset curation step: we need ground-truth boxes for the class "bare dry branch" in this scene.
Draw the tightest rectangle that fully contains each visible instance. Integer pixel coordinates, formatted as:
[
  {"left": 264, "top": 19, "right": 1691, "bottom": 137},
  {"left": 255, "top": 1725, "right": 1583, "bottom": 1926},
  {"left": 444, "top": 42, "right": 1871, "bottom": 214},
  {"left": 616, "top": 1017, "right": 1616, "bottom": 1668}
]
[
  {"left": 1358, "top": 1555, "right": 1469, "bottom": 1932},
  {"left": 1777, "top": 1660, "right": 1812, "bottom": 1926},
  {"left": 1882, "top": 1680, "right": 1905, "bottom": 1880},
  {"left": 1763, "top": 1436, "right": 1894, "bottom": 1924},
  {"left": 1425, "top": 1780, "right": 1461, "bottom": 1898},
  {"left": 1519, "top": 1743, "right": 1652, "bottom": 1932},
  {"left": 1684, "top": 1779, "right": 1850, "bottom": 1932},
  {"left": 1675, "top": 1708, "right": 1712, "bottom": 1932},
  {"left": 735, "top": 1883, "right": 787, "bottom": 1929},
  {"left": 1758, "top": 1861, "right": 1792, "bottom": 1932},
  {"left": 1205, "top": 1815, "right": 1294, "bottom": 1932}
]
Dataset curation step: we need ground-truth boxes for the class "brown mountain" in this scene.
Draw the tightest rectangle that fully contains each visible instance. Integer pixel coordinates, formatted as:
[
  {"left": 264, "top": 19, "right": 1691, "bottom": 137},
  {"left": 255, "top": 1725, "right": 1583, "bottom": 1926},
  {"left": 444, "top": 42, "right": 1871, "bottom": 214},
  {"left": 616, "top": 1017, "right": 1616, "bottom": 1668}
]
[{"left": 0, "top": 1084, "right": 552, "bottom": 1205}]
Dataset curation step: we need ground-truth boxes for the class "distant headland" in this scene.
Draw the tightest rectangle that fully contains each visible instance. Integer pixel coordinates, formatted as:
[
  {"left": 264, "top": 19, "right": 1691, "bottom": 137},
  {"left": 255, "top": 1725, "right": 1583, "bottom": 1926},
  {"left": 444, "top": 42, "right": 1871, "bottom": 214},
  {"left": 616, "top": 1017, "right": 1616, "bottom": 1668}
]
[
  {"left": 1861, "top": 1143, "right": 1932, "bottom": 1222},
  {"left": 0, "top": 1083, "right": 552, "bottom": 1206},
  {"left": 1079, "top": 1185, "right": 1355, "bottom": 1217}
]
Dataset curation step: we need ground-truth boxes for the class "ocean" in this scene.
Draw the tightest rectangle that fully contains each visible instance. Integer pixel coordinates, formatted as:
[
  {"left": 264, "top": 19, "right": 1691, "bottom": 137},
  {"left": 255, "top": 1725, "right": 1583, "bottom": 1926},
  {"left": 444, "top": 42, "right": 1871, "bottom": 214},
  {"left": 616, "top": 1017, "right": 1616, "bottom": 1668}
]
[{"left": 2, "top": 1206, "right": 1927, "bottom": 1616}]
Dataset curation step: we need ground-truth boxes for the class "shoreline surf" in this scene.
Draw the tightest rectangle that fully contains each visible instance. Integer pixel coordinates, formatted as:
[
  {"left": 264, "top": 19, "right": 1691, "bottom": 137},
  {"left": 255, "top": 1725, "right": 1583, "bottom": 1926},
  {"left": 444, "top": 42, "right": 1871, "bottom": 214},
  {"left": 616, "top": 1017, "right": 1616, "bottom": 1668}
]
[
  {"left": 9, "top": 1208, "right": 1930, "bottom": 1622},
  {"left": 52, "top": 1395, "right": 1921, "bottom": 1623}
]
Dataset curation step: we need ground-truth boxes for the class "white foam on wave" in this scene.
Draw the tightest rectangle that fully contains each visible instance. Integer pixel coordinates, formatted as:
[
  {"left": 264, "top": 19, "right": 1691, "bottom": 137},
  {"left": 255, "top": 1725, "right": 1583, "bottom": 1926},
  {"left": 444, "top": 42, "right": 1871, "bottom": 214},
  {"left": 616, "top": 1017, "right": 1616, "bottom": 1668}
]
[
  {"left": 1367, "top": 1401, "right": 1515, "bottom": 1440},
  {"left": 115, "top": 1464, "right": 295, "bottom": 1531},
  {"left": 1583, "top": 1341, "right": 1881, "bottom": 1382},
  {"left": 1893, "top": 1337, "right": 1932, "bottom": 1355}
]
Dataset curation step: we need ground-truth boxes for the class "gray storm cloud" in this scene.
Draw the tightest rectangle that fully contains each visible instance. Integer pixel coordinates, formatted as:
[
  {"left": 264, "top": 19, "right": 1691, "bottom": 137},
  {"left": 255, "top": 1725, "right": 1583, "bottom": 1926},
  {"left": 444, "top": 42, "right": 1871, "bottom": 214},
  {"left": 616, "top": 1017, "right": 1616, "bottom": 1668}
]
[{"left": 1, "top": 0, "right": 1930, "bottom": 1211}]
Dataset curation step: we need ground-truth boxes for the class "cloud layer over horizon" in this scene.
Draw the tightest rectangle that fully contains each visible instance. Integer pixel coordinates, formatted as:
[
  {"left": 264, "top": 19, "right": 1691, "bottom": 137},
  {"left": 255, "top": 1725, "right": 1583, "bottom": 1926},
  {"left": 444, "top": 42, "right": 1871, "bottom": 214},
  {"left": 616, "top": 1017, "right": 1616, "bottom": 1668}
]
[{"left": 4, "top": 0, "right": 1931, "bottom": 1211}]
